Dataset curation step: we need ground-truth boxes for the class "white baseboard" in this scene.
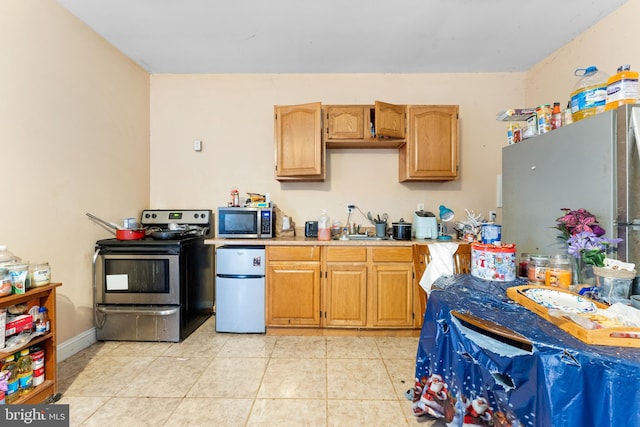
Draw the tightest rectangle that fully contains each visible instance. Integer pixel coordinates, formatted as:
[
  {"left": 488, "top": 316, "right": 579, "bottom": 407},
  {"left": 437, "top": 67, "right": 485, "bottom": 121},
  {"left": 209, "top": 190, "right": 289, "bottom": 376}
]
[{"left": 57, "top": 327, "right": 97, "bottom": 362}]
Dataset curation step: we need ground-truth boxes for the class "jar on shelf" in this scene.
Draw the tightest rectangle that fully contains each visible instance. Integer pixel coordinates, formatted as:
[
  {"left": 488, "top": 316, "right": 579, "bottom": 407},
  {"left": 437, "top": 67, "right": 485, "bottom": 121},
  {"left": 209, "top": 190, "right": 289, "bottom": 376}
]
[
  {"left": 28, "top": 262, "right": 50, "bottom": 288},
  {"left": 528, "top": 255, "right": 550, "bottom": 284},
  {"left": 545, "top": 254, "right": 572, "bottom": 288},
  {"left": 0, "top": 268, "right": 11, "bottom": 296}
]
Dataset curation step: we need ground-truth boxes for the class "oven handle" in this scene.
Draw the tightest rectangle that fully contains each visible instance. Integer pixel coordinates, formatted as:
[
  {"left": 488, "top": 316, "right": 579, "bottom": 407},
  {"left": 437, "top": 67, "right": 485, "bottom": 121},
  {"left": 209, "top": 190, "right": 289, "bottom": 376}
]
[
  {"left": 96, "top": 306, "right": 179, "bottom": 316},
  {"left": 92, "top": 248, "right": 107, "bottom": 329}
]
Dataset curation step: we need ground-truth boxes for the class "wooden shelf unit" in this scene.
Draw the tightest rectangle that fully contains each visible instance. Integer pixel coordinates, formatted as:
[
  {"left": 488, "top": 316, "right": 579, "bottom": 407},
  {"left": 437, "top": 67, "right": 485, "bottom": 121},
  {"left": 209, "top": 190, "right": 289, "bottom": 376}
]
[{"left": 1, "top": 283, "right": 60, "bottom": 404}]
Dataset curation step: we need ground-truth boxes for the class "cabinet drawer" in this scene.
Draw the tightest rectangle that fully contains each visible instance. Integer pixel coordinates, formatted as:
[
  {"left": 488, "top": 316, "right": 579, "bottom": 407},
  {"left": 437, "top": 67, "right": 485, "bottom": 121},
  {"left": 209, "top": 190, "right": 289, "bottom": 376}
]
[
  {"left": 371, "top": 247, "right": 412, "bottom": 262},
  {"left": 268, "top": 246, "right": 320, "bottom": 261},
  {"left": 325, "top": 246, "right": 367, "bottom": 262}
]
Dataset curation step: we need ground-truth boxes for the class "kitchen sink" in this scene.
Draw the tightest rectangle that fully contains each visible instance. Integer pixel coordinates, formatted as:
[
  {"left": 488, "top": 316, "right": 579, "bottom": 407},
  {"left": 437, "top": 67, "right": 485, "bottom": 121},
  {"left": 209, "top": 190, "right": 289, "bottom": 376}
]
[{"left": 340, "top": 235, "right": 388, "bottom": 240}]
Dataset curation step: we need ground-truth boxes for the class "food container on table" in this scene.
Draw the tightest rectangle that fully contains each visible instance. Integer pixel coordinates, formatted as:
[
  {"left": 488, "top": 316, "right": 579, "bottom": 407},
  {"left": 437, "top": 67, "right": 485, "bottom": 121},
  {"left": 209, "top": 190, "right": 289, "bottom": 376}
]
[
  {"left": 471, "top": 243, "right": 517, "bottom": 281},
  {"left": 481, "top": 224, "right": 502, "bottom": 244},
  {"left": 518, "top": 253, "right": 531, "bottom": 278},
  {"left": 545, "top": 254, "right": 572, "bottom": 288},
  {"left": 527, "top": 255, "right": 550, "bottom": 284},
  {"left": 592, "top": 265, "right": 637, "bottom": 304}
]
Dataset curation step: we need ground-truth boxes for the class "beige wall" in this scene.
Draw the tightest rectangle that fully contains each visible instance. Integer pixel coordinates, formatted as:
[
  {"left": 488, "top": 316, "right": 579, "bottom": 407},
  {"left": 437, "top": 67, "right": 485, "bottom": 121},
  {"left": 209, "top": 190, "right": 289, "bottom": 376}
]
[
  {"left": 0, "top": 0, "right": 150, "bottom": 342},
  {"left": 525, "top": 0, "right": 640, "bottom": 106},
  {"left": 150, "top": 73, "right": 524, "bottom": 228},
  {"left": 2, "top": 0, "right": 636, "bottom": 348}
]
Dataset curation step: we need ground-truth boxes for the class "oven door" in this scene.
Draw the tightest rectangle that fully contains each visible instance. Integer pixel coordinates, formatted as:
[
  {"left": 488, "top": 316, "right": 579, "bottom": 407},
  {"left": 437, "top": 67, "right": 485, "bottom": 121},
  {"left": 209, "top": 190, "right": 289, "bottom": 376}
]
[{"left": 95, "top": 252, "right": 180, "bottom": 305}]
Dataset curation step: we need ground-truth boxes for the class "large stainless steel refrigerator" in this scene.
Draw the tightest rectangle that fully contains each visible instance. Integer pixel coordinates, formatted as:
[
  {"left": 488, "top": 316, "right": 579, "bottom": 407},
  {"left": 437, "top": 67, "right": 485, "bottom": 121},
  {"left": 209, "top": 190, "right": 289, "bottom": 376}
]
[{"left": 502, "top": 104, "right": 640, "bottom": 268}]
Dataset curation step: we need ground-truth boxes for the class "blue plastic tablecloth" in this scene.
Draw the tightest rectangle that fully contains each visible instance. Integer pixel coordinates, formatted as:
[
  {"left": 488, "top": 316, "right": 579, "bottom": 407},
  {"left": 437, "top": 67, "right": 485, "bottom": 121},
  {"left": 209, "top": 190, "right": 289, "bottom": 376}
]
[{"left": 412, "top": 274, "right": 640, "bottom": 427}]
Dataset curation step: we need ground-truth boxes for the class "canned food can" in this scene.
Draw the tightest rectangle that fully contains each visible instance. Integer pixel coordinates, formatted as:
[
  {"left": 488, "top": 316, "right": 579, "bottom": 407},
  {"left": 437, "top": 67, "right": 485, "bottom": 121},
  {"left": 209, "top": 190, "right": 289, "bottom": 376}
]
[
  {"left": 33, "top": 366, "right": 45, "bottom": 386},
  {"left": 536, "top": 105, "right": 551, "bottom": 134}
]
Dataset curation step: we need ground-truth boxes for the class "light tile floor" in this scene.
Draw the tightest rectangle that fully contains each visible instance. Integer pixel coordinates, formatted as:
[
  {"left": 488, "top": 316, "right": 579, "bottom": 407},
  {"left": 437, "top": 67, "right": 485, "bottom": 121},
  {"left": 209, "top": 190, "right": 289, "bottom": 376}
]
[{"left": 57, "top": 317, "right": 436, "bottom": 426}]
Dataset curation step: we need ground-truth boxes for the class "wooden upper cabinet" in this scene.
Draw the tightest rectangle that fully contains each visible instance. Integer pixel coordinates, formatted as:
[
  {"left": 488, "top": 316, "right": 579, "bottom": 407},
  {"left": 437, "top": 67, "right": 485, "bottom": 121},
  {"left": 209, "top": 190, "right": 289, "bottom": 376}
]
[
  {"left": 273, "top": 101, "right": 459, "bottom": 181},
  {"left": 326, "top": 106, "right": 367, "bottom": 139},
  {"left": 375, "top": 101, "right": 406, "bottom": 139},
  {"left": 399, "top": 105, "right": 459, "bottom": 181},
  {"left": 324, "top": 102, "right": 405, "bottom": 148},
  {"left": 274, "top": 102, "right": 324, "bottom": 181}
]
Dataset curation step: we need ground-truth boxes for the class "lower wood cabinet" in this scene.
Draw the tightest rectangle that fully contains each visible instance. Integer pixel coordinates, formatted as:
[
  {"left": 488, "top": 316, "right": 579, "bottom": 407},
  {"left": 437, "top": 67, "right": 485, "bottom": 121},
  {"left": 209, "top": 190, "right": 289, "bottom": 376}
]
[
  {"left": 324, "top": 247, "right": 368, "bottom": 327},
  {"left": 266, "top": 246, "right": 321, "bottom": 326},
  {"left": 369, "top": 247, "right": 414, "bottom": 328},
  {"left": 266, "top": 245, "right": 415, "bottom": 331}
]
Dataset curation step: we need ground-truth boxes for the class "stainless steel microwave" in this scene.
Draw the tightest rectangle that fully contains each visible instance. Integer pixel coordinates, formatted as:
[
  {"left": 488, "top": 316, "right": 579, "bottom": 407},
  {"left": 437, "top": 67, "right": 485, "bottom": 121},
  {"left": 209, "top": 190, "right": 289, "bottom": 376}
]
[{"left": 217, "top": 207, "right": 274, "bottom": 238}]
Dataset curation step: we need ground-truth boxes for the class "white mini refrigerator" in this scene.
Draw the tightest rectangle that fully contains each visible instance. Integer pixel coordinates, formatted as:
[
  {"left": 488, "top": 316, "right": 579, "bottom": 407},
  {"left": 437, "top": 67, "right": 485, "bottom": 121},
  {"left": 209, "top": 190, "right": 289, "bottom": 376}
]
[{"left": 215, "top": 245, "right": 266, "bottom": 333}]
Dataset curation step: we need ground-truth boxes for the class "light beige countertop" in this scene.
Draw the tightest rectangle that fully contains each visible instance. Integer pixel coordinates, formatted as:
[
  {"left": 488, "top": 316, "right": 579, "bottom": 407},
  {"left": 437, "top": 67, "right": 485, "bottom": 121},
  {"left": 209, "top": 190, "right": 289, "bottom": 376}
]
[{"left": 204, "top": 236, "right": 461, "bottom": 246}]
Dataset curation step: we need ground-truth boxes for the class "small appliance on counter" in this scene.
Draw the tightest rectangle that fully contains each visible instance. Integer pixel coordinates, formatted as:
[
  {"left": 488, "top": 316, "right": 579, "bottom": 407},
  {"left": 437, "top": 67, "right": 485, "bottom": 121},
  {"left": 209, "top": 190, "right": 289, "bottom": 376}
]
[
  {"left": 413, "top": 210, "right": 438, "bottom": 239},
  {"left": 391, "top": 218, "right": 412, "bottom": 240},
  {"left": 217, "top": 206, "right": 274, "bottom": 239},
  {"left": 305, "top": 221, "right": 318, "bottom": 237}
]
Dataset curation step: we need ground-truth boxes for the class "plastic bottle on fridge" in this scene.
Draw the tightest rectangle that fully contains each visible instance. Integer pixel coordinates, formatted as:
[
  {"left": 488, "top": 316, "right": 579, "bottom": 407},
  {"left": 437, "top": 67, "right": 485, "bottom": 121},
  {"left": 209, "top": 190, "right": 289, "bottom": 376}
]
[
  {"left": 318, "top": 209, "right": 331, "bottom": 241},
  {"left": 570, "top": 66, "right": 609, "bottom": 122},
  {"left": 605, "top": 65, "right": 639, "bottom": 111}
]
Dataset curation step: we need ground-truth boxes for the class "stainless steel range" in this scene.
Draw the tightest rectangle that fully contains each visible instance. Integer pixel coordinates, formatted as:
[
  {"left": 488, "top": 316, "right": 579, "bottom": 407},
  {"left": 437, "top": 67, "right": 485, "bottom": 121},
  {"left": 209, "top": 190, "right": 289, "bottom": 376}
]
[{"left": 92, "top": 209, "right": 214, "bottom": 342}]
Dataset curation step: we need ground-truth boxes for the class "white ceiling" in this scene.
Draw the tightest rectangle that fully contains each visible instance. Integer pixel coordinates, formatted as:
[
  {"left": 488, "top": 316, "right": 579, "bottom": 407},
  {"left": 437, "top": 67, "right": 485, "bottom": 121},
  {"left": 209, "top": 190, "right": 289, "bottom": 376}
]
[{"left": 56, "top": 0, "right": 629, "bottom": 74}]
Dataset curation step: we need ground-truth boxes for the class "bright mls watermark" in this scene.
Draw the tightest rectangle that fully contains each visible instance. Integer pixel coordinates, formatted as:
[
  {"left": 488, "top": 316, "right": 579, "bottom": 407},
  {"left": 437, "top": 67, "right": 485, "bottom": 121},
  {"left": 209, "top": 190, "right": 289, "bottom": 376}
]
[{"left": 1, "top": 405, "right": 69, "bottom": 426}]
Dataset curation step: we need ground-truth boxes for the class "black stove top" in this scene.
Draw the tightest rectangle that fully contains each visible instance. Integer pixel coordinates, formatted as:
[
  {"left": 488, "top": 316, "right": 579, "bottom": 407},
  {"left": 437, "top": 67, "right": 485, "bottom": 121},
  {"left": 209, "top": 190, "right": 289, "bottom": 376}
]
[
  {"left": 96, "top": 209, "right": 213, "bottom": 249},
  {"left": 97, "top": 234, "right": 206, "bottom": 246}
]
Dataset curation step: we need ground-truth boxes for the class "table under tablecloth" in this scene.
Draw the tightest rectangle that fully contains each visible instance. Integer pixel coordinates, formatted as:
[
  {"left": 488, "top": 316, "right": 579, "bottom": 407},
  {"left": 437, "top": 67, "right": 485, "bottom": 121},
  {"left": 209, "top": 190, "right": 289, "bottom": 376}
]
[{"left": 412, "top": 274, "right": 640, "bottom": 427}]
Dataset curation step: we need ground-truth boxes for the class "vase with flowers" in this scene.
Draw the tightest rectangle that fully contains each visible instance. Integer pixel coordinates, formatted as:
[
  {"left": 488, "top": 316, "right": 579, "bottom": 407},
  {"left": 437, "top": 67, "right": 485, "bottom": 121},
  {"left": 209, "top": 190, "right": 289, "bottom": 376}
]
[{"left": 554, "top": 208, "right": 622, "bottom": 286}]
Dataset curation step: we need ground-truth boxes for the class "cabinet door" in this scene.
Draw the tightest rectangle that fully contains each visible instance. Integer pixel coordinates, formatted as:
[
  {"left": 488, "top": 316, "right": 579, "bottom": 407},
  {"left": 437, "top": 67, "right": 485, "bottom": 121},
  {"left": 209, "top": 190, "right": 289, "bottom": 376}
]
[
  {"left": 326, "top": 106, "right": 366, "bottom": 139},
  {"left": 375, "top": 101, "right": 406, "bottom": 139},
  {"left": 323, "top": 247, "right": 367, "bottom": 327},
  {"left": 370, "top": 263, "right": 413, "bottom": 328},
  {"left": 274, "top": 102, "right": 324, "bottom": 180},
  {"left": 325, "top": 264, "right": 367, "bottom": 327},
  {"left": 400, "top": 105, "right": 459, "bottom": 181},
  {"left": 266, "top": 262, "right": 321, "bottom": 326}
]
